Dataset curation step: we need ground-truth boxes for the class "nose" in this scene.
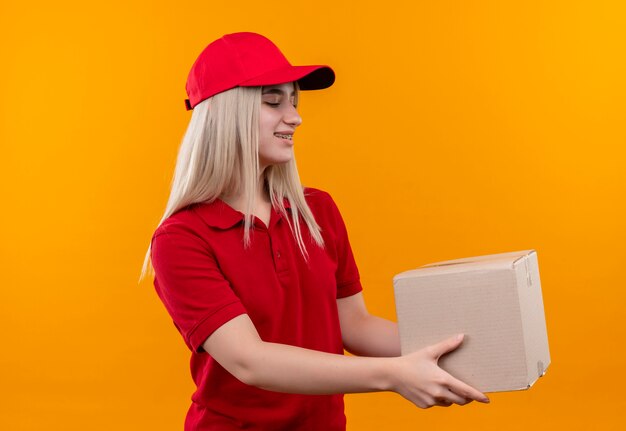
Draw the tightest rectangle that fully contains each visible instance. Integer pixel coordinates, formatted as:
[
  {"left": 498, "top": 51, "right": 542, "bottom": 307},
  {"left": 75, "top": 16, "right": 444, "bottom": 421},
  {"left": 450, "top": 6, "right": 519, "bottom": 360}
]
[{"left": 284, "top": 105, "right": 302, "bottom": 127}]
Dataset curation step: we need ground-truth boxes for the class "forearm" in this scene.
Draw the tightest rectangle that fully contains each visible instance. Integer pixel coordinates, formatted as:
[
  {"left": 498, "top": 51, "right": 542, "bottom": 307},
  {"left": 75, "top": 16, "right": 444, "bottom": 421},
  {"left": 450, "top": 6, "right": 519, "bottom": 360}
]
[
  {"left": 204, "top": 315, "right": 489, "bottom": 408},
  {"left": 344, "top": 315, "right": 400, "bottom": 357},
  {"left": 337, "top": 293, "right": 401, "bottom": 357},
  {"left": 204, "top": 314, "right": 394, "bottom": 395},
  {"left": 239, "top": 339, "right": 395, "bottom": 395}
]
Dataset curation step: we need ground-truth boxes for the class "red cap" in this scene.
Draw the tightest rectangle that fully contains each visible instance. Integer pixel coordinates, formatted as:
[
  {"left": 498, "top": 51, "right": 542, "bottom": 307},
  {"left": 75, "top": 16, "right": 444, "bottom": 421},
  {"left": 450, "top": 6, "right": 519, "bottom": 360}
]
[{"left": 184, "top": 32, "right": 335, "bottom": 110}]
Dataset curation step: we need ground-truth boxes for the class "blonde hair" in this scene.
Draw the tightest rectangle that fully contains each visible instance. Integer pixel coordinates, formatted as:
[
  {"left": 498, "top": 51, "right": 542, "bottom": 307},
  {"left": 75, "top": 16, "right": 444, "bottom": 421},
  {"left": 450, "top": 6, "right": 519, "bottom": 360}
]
[{"left": 141, "top": 85, "right": 324, "bottom": 279}]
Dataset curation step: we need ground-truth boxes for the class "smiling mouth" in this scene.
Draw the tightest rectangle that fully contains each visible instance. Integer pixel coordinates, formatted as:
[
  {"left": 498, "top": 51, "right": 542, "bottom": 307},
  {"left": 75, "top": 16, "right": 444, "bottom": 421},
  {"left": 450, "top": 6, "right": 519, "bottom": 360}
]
[{"left": 274, "top": 133, "right": 293, "bottom": 140}]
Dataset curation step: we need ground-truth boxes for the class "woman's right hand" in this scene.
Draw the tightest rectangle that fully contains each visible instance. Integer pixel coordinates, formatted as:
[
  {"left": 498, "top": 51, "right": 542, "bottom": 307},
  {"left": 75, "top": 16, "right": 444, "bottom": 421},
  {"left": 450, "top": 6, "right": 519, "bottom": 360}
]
[{"left": 388, "top": 334, "right": 490, "bottom": 408}]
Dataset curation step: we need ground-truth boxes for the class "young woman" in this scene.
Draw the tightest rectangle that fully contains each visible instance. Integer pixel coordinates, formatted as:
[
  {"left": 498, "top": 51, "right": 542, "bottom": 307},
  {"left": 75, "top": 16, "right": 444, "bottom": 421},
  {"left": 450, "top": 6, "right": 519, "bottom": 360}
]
[{"left": 145, "top": 32, "right": 488, "bottom": 430}]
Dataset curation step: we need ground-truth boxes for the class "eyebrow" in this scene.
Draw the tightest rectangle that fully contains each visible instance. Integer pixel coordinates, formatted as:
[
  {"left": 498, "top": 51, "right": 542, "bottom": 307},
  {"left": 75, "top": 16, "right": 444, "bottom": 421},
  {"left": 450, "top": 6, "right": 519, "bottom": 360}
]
[{"left": 262, "top": 88, "right": 296, "bottom": 97}]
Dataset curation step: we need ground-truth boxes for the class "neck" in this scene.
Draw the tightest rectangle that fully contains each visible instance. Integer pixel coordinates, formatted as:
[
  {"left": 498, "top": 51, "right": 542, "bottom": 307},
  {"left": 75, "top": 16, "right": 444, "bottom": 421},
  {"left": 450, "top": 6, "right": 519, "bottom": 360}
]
[{"left": 221, "top": 172, "right": 270, "bottom": 213}]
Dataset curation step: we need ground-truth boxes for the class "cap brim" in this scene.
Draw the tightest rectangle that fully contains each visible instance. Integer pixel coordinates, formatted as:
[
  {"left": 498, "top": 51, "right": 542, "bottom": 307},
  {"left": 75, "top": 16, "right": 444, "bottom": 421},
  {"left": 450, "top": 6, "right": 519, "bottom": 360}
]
[{"left": 240, "top": 65, "right": 335, "bottom": 91}]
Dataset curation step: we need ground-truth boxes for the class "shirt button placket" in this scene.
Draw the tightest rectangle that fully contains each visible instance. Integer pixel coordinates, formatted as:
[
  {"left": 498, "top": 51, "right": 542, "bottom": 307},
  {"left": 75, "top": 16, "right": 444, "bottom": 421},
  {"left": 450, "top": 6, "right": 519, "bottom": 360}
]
[{"left": 269, "top": 233, "right": 288, "bottom": 273}]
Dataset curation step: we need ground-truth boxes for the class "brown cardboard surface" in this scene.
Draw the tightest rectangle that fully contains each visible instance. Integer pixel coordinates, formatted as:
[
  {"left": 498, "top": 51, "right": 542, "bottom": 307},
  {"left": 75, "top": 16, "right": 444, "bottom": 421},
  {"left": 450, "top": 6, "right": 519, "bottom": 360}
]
[{"left": 393, "top": 250, "right": 550, "bottom": 393}]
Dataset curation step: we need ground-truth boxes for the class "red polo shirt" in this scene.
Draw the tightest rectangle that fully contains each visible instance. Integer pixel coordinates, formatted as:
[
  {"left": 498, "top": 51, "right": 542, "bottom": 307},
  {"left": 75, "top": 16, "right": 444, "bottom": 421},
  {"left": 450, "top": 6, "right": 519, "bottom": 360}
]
[{"left": 151, "top": 188, "right": 362, "bottom": 430}]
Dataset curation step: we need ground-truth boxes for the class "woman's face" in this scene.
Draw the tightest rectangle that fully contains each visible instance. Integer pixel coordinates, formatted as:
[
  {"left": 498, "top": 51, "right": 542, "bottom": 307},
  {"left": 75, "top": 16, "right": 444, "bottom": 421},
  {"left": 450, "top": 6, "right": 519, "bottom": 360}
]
[{"left": 259, "top": 82, "right": 302, "bottom": 169}]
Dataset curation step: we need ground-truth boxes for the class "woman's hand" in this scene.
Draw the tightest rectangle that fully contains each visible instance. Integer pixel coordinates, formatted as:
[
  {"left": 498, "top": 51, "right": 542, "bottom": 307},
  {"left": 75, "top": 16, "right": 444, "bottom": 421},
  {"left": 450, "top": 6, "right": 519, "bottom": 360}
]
[{"left": 388, "top": 334, "right": 489, "bottom": 408}]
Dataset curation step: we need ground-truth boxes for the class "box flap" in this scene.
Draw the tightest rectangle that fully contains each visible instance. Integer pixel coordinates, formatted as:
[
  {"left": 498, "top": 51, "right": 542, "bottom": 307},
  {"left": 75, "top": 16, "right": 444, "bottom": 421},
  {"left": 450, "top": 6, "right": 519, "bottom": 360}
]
[{"left": 394, "top": 250, "right": 536, "bottom": 280}]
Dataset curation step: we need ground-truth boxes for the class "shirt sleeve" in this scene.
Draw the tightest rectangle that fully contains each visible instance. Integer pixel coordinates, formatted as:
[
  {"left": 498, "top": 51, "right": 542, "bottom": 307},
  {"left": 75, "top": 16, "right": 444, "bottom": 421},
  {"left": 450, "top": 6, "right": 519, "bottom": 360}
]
[{"left": 151, "top": 221, "right": 247, "bottom": 352}]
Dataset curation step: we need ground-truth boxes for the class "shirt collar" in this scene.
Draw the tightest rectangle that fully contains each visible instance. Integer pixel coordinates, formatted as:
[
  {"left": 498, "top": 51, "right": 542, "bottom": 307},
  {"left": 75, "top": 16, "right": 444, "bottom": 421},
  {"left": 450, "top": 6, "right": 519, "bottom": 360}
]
[
  {"left": 192, "top": 199, "right": 244, "bottom": 230},
  {"left": 192, "top": 197, "right": 291, "bottom": 230}
]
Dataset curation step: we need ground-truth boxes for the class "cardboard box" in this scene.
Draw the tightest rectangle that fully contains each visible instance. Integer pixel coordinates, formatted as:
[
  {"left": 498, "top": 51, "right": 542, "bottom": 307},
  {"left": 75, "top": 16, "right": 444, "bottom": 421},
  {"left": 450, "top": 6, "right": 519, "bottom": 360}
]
[{"left": 393, "top": 250, "right": 550, "bottom": 393}]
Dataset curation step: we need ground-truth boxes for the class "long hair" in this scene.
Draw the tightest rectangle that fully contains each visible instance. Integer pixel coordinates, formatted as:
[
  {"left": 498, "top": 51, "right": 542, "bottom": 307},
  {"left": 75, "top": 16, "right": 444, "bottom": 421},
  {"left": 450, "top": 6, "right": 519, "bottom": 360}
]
[{"left": 141, "top": 85, "right": 324, "bottom": 279}]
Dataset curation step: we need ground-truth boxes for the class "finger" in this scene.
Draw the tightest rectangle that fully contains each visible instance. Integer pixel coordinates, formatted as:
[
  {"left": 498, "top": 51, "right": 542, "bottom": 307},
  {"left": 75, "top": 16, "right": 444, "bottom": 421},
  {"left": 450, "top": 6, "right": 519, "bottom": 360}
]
[
  {"left": 443, "top": 389, "right": 468, "bottom": 405},
  {"left": 415, "top": 394, "right": 437, "bottom": 409},
  {"left": 432, "top": 387, "right": 467, "bottom": 406},
  {"left": 428, "top": 334, "right": 464, "bottom": 359},
  {"left": 446, "top": 375, "right": 490, "bottom": 403},
  {"left": 437, "top": 397, "right": 472, "bottom": 407},
  {"left": 435, "top": 399, "right": 453, "bottom": 407}
]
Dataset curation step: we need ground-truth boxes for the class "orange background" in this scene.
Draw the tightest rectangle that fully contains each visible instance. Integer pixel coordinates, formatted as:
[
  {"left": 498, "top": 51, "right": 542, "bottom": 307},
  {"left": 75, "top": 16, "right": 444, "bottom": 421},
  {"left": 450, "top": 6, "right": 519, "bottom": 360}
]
[{"left": 1, "top": 1, "right": 625, "bottom": 429}]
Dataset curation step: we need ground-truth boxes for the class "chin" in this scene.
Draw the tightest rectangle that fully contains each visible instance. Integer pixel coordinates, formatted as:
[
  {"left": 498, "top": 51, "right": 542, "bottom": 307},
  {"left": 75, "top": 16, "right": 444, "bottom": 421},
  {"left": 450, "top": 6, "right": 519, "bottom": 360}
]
[
  {"left": 260, "top": 152, "right": 294, "bottom": 167},
  {"left": 262, "top": 159, "right": 293, "bottom": 169}
]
